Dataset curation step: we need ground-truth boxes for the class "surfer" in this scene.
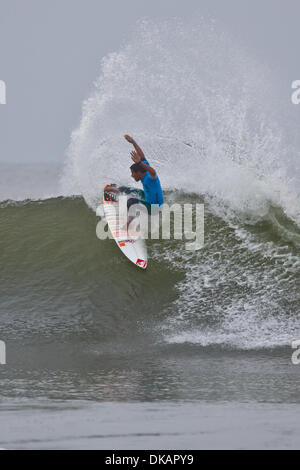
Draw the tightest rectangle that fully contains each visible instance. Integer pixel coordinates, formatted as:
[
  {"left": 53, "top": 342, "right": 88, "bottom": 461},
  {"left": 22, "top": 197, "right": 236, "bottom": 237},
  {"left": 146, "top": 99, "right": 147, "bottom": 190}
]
[
  {"left": 105, "top": 135, "right": 164, "bottom": 216},
  {"left": 123, "top": 134, "right": 164, "bottom": 212}
]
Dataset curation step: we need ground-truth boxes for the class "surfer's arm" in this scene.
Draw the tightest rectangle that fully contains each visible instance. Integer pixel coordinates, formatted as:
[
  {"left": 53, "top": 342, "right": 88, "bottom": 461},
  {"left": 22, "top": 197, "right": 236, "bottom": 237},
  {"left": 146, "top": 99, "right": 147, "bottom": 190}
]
[
  {"left": 124, "top": 135, "right": 146, "bottom": 160},
  {"left": 131, "top": 151, "right": 157, "bottom": 178},
  {"left": 132, "top": 141, "right": 146, "bottom": 160},
  {"left": 139, "top": 160, "right": 156, "bottom": 178}
]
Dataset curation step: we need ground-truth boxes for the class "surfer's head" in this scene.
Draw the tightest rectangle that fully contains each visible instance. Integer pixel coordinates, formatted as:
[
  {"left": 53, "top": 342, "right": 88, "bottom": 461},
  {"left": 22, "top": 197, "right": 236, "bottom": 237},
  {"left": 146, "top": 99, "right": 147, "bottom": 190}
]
[{"left": 130, "top": 163, "right": 147, "bottom": 181}]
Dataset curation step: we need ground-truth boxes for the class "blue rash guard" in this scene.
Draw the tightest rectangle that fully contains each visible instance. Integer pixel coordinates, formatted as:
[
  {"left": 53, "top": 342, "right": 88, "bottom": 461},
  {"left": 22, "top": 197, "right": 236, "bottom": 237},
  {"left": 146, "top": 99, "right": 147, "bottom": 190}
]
[{"left": 141, "top": 159, "right": 164, "bottom": 207}]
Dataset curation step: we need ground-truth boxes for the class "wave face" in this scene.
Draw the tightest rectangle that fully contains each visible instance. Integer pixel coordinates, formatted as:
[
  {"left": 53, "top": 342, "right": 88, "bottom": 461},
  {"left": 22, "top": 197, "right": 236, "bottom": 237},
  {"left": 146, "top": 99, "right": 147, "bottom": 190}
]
[{"left": 1, "top": 197, "right": 299, "bottom": 352}]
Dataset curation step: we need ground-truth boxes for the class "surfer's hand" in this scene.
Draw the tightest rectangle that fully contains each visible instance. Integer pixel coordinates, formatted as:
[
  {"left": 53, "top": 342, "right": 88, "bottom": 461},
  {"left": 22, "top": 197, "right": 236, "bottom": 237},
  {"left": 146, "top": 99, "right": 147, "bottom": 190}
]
[
  {"left": 131, "top": 150, "right": 141, "bottom": 163},
  {"left": 124, "top": 135, "right": 134, "bottom": 143}
]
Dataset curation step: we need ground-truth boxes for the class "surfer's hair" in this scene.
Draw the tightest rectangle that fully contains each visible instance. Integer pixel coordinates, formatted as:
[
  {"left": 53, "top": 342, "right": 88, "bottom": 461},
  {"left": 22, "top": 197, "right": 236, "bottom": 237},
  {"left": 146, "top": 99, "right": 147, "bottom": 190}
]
[{"left": 130, "top": 163, "right": 147, "bottom": 174}]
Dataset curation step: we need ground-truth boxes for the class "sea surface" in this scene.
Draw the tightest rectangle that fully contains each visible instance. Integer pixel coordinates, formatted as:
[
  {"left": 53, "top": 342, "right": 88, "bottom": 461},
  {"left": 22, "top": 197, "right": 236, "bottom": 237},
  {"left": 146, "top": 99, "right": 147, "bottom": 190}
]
[{"left": 1, "top": 18, "right": 300, "bottom": 450}]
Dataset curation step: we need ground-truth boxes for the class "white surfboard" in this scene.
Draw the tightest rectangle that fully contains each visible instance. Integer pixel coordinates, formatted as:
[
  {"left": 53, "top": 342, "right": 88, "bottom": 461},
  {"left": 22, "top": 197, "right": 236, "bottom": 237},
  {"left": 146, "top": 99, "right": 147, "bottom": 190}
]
[{"left": 103, "top": 186, "right": 148, "bottom": 269}]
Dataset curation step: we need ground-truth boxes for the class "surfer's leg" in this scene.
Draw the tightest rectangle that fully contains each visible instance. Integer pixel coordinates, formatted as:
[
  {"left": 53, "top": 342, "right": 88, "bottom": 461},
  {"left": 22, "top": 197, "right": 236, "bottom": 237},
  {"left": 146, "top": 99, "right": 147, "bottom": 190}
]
[
  {"left": 125, "top": 198, "right": 140, "bottom": 229},
  {"left": 118, "top": 186, "right": 131, "bottom": 194},
  {"left": 119, "top": 187, "right": 145, "bottom": 199},
  {"left": 125, "top": 198, "right": 151, "bottom": 230},
  {"left": 127, "top": 198, "right": 151, "bottom": 214},
  {"left": 127, "top": 197, "right": 142, "bottom": 212},
  {"left": 134, "top": 189, "right": 146, "bottom": 199},
  {"left": 139, "top": 200, "right": 151, "bottom": 214}
]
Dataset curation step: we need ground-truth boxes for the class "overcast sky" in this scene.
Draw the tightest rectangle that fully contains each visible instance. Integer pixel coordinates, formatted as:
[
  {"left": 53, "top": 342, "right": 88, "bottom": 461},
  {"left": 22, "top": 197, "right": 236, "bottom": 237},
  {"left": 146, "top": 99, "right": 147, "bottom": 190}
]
[{"left": 0, "top": 0, "right": 299, "bottom": 163}]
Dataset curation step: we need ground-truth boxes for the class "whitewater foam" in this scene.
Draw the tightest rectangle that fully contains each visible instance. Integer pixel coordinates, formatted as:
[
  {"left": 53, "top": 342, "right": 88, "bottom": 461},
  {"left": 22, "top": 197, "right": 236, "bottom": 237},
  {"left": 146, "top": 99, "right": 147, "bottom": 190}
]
[{"left": 63, "top": 18, "right": 299, "bottom": 229}]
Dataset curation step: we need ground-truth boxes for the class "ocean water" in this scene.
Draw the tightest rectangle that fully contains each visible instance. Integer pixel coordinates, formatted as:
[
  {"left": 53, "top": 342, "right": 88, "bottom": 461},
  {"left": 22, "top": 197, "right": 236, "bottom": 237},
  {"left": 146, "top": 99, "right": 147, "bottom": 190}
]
[{"left": 1, "top": 18, "right": 300, "bottom": 450}]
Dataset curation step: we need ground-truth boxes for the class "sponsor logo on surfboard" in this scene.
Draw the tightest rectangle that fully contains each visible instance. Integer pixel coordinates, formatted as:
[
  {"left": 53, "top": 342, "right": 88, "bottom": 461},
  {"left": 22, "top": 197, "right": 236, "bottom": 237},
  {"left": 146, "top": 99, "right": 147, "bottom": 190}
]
[
  {"left": 136, "top": 259, "right": 147, "bottom": 269},
  {"left": 118, "top": 240, "right": 135, "bottom": 246}
]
